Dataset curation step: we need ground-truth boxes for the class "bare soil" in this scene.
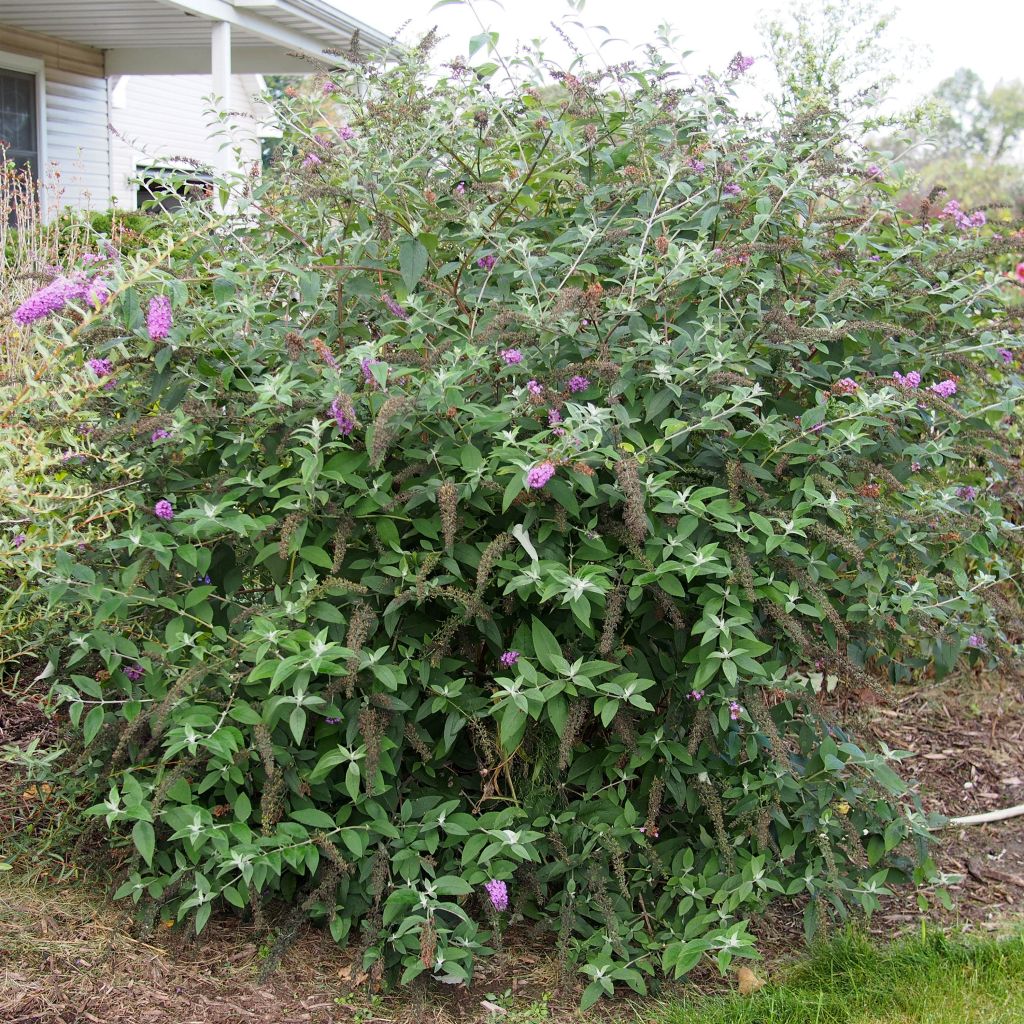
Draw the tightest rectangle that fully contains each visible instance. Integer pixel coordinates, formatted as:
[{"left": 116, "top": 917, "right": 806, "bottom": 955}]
[{"left": 0, "top": 668, "right": 1021, "bottom": 1024}]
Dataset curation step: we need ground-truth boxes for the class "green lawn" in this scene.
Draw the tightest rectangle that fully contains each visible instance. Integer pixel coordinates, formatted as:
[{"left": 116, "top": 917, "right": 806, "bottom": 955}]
[{"left": 653, "top": 930, "right": 1024, "bottom": 1024}]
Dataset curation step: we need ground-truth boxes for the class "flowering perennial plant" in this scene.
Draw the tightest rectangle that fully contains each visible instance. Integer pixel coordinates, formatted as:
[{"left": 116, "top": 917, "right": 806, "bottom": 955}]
[{"left": 6, "top": 27, "right": 1022, "bottom": 1009}]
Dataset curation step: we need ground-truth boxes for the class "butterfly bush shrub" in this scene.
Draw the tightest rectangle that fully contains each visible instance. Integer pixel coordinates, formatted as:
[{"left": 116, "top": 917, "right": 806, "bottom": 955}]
[{"left": 8, "top": 32, "right": 1023, "bottom": 1004}]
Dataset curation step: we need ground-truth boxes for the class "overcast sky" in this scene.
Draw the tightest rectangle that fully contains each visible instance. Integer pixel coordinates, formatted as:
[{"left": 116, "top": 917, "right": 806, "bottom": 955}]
[{"left": 353, "top": 0, "right": 1023, "bottom": 108}]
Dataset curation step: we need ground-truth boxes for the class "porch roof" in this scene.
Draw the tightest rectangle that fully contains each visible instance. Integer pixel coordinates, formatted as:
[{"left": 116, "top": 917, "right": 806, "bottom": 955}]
[{"left": 0, "top": 0, "right": 392, "bottom": 73}]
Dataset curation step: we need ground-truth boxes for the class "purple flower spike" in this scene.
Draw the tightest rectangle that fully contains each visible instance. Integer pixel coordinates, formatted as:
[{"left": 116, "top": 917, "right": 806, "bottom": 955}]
[
  {"left": 866, "top": 164, "right": 884, "bottom": 180},
  {"left": 727, "top": 53, "right": 755, "bottom": 76},
  {"left": 12, "top": 533, "right": 26, "bottom": 548},
  {"left": 499, "top": 650, "right": 520, "bottom": 668},
  {"left": 834, "top": 377, "right": 858, "bottom": 395},
  {"left": 147, "top": 295, "right": 172, "bottom": 340},
  {"left": 956, "top": 485, "right": 977, "bottom": 501},
  {"left": 998, "top": 348, "right": 1013, "bottom": 365},
  {"left": 501, "top": 348, "right": 522, "bottom": 365},
  {"left": 484, "top": 879, "right": 509, "bottom": 912},
  {"left": 330, "top": 396, "right": 356, "bottom": 436},
  {"left": 729, "top": 701, "right": 743, "bottom": 720},
  {"left": 967, "top": 634, "right": 985, "bottom": 649},
  {"left": 930, "top": 379, "right": 957, "bottom": 398},
  {"left": 153, "top": 499, "right": 174, "bottom": 521},
  {"left": 893, "top": 370, "right": 921, "bottom": 390},
  {"left": 87, "top": 358, "right": 113, "bottom": 378},
  {"left": 526, "top": 462, "right": 556, "bottom": 489},
  {"left": 13, "top": 278, "right": 75, "bottom": 325},
  {"left": 723, "top": 182, "right": 741, "bottom": 196},
  {"left": 381, "top": 293, "right": 409, "bottom": 320},
  {"left": 124, "top": 664, "right": 144, "bottom": 682},
  {"left": 337, "top": 124, "right": 356, "bottom": 140},
  {"left": 477, "top": 254, "right": 497, "bottom": 271},
  {"left": 151, "top": 429, "right": 171, "bottom": 442},
  {"left": 526, "top": 380, "right": 543, "bottom": 396},
  {"left": 567, "top": 375, "right": 589, "bottom": 393}
]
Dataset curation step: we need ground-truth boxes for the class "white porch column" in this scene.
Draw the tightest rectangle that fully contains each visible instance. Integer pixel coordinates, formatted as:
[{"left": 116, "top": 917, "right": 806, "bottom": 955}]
[{"left": 210, "top": 20, "right": 232, "bottom": 208}]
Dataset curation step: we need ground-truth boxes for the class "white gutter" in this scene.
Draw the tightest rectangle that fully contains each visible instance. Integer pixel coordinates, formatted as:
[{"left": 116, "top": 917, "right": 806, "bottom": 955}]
[{"left": 153, "top": 0, "right": 391, "bottom": 55}]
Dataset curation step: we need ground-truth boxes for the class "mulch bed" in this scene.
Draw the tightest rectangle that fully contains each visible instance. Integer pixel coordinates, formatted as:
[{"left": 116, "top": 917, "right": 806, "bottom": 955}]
[{"left": 1, "top": 668, "right": 1021, "bottom": 1023}]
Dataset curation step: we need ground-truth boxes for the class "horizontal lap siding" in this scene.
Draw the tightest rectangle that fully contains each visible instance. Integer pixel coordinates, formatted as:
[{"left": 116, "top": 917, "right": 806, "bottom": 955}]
[
  {"left": 110, "top": 75, "right": 265, "bottom": 208},
  {"left": 0, "top": 24, "right": 111, "bottom": 210}
]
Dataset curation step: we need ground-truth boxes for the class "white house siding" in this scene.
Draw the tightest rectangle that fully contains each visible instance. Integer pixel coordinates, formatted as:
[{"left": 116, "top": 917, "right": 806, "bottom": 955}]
[
  {"left": 0, "top": 25, "right": 110, "bottom": 210},
  {"left": 109, "top": 74, "right": 269, "bottom": 209}
]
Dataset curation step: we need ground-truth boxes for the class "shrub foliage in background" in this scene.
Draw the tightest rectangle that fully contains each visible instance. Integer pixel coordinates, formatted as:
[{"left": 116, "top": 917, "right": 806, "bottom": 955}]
[{"left": 3, "top": 27, "right": 1023, "bottom": 1004}]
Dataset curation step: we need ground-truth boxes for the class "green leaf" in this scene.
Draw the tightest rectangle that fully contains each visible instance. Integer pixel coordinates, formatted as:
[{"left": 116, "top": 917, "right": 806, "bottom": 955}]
[
  {"left": 83, "top": 705, "right": 105, "bottom": 745},
  {"left": 132, "top": 820, "right": 155, "bottom": 867},
  {"left": 291, "top": 807, "right": 337, "bottom": 828},
  {"left": 531, "top": 617, "right": 562, "bottom": 672},
  {"left": 399, "top": 236, "right": 429, "bottom": 293}
]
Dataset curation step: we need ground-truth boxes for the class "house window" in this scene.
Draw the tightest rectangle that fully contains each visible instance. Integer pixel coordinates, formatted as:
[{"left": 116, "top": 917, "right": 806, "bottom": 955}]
[
  {"left": 136, "top": 167, "right": 213, "bottom": 212},
  {"left": 0, "top": 67, "right": 38, "bottom": 176}
]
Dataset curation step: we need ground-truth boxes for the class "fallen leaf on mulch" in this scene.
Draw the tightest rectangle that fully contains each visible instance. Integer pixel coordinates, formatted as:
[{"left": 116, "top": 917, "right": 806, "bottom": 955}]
[{"left": 737, "top": 966, "right": 766, "bottom": 995}]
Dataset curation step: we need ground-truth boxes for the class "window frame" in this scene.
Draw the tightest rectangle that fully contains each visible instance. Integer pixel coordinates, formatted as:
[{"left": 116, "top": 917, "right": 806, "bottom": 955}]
[{"left": 0, "top": 48, "right": 48, "bottom": 213}]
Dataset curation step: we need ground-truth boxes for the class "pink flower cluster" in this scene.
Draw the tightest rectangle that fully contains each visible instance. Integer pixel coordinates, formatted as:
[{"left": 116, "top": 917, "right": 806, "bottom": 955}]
[
  {"left": 499, "top": 650, "right": 520, "bottom": 667},
  {"left": 930, "top": 379, "right": 957, "bottom": 398},
  {"left": 941, "top": 200, "right": 986, "bottom": 229},
  {"left": 13, "top": 274, "right": 111, "bottom": 325},
  {"left": 484, "top": 879, "right": 509, "bottom": 911},
  {"left": 526, "top": 462, "right": 556, "bottom": 489},
  {"left": 833, "top": 377, "right": 859, "bottom": 395},
  {"left": 147, "top": 295, "right": 172, "bottom": 340},
  {"left": 501, "top": 348, "right": 523, "bottom": 365},
  {"left": 892, "top": 370, "right": 921, "bottom": 389}
]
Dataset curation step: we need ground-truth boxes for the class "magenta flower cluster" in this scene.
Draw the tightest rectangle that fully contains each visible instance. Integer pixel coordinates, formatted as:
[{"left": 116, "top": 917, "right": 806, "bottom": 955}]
[
  {"left": 87, "top": 358, "right": 113, "bottom": 378},
  {"left": 484, "top": 879, "right": 509, "bottom": 911},
  {"left": 866, "top": 164, "right": 884, "bottom": 180},
  {"left": 526, "top": 462, "right": 556, "bottom": 489},
  {"left": 477, "top": 254, "right": 497, "bottom": 271},
  {"left": 499, "top": 650, "right": 520, "bottom": 667},
  {"left": 527, "top": 380, "right": 543, "bottom": 395},
  {"left": 151, "top": 429, "right": 171, "bottom": 442},
  {"left": 147, "top": 295, "right": 173, "bottom": 340},
  {"left": 930, "top": 379, "right": 957, "bottom": 398},
  {"left": 567, "top": 375, "right": 589, "bottom": 393},
  {"left": 967, "top": 634, "right": 985, "bottom": 649},
  {"left": 729, "top": 701, "right": 742, "bottom": 720},
  {"left": 154, "top": 500, "right": 174, "bottom": 521},
  {"left": 124, "top": 664, "right": 144, "bottom": 681},
  {"left": 501, "top": 348, "right": 523, "bottom": 365},
  {"left": 381, "top": 293, "right": 409, "bottom": 320},
  {"left": 833, "top": 377, "right": 858, "bottom": 395},
  {"left": 892, "top": 370, "right": 921, "bottom": 389},
  {"left": 727, "top": 52, "right": 755, "bottom": 76},
  {"left": 330, "top": 396, "right": 355, "bottom": 435},
  {"left": 956, "top": 485, "right": 977, "bottom": 501},
  {"left": 941, "top": 200, "right": 986, "bottom": 229},
  {"left": 723, "top": 182, "right": 741, "bottom": 197},
  {"left": 13, "top": 274, "right": 110, "bottom": 325},
  {"left": 337, "top": 124, "right": 356, "bottom": 141},
  {"left": 361, "top": 357, "right": 386, "bottom": 386}
]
